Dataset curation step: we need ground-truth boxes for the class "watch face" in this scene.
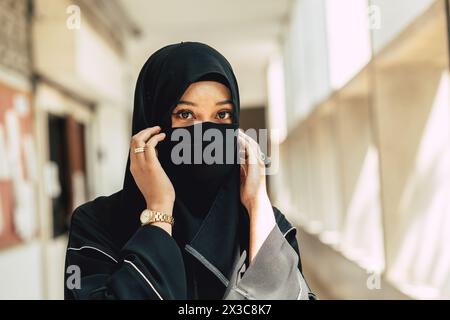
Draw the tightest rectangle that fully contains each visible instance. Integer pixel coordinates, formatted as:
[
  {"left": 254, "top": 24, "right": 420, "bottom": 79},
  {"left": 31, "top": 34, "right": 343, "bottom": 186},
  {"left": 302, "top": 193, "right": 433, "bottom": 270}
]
[{"left": 140, "top": 210, "right": 151, "bottom": 224}]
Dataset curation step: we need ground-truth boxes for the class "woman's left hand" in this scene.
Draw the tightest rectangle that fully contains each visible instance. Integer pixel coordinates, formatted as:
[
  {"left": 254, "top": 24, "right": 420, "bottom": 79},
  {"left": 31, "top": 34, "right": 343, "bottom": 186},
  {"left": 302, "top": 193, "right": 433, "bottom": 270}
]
[
  {"left": 238, "top": 130, "right": 276, "bottom": 262},
  {"left": 238, "top": 130, "right": 269, "bottom": 212}
]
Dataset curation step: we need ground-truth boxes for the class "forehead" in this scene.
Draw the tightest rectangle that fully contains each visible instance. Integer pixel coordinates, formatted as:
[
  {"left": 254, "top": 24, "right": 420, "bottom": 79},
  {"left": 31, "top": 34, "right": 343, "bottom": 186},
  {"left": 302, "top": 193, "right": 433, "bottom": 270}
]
[{"left": 181, "top": 81, "right": 231, "bottom": 97}]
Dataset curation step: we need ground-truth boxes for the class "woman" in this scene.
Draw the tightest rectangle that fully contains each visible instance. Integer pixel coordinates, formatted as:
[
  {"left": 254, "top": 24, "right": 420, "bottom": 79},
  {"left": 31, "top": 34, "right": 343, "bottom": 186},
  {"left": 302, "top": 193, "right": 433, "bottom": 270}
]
[{"left": 64, "top": 42, "right": 315, "bottom": 300}]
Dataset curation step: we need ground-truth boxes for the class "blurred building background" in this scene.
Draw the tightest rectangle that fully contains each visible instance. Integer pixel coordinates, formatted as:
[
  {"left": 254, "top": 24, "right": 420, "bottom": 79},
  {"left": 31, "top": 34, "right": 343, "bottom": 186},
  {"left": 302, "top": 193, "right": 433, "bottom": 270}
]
[{"left": 0, "top": 0, "right": 449, "bottom": 299}]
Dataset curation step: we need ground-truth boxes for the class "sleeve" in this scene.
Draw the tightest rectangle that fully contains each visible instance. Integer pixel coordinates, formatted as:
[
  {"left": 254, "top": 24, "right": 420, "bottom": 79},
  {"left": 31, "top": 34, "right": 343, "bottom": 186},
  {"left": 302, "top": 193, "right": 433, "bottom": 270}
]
[
  {"left": 64, "top": 209, "right": 187, "bottom": 300},
  {"left": 224, "top": 224, "right": 317, "bottom": 300}
]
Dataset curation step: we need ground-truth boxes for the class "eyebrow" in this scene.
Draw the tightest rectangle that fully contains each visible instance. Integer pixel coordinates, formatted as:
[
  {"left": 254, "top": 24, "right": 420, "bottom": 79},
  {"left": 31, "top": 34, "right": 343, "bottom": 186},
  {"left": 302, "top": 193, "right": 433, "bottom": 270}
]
[
  {"left": 216, "top": 99, "right": 234, "bottom": 106},
  {"left": 176, "top": 99, "right": 234, "bottom": 107}
]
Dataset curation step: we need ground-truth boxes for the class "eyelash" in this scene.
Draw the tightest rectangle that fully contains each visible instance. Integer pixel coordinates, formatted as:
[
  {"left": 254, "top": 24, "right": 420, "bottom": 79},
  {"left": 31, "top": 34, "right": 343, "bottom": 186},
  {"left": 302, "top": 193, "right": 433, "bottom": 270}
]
[
  {"left": 172, "top": 109, "right": 233, "bottom": 120},
  {"left": 173, "top": 110, "right": 194, "bottom": 120},
  {"left": 216, "top": 110, "right": 233, "bottom": 120}
]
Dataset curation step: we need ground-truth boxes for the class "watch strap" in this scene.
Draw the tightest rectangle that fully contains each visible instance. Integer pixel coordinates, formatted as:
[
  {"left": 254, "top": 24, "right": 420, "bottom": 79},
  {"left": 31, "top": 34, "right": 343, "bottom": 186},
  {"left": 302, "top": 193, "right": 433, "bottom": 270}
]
[{"left": 141, "top": 209, "right": 174, "bottom": 226}]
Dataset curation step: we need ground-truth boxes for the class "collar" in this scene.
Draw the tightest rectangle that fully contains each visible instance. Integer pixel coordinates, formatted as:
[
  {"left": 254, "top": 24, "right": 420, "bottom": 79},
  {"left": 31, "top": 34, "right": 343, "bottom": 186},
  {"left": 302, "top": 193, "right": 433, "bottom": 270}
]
[{"left": 184, "top": 171, "right": 245, "bottom": 287}]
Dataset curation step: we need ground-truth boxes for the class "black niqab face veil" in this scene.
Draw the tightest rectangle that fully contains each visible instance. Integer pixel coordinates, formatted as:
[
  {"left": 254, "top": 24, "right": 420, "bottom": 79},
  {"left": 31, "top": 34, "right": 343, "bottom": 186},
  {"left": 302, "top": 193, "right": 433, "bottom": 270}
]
[{"left": 118, "top": 42, "right": 243, "bottom": 249}]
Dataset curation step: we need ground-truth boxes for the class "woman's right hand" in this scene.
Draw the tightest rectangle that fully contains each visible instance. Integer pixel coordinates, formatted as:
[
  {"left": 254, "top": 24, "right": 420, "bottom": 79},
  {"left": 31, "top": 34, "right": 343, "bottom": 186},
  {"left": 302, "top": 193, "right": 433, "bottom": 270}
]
[{"left": 129, "top": 126, "right": 175, "bottom": 216}]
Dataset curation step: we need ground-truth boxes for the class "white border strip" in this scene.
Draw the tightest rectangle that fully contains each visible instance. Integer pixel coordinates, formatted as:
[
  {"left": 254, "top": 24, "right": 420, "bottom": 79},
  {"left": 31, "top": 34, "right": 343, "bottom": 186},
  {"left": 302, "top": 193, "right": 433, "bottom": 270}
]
[
  {"left": 283, "top": 226, "right": 296, "bottom": 238},
  {"left": 296, "top": 270, "right": 305, "bottom": 300},
  {"left": 67, "top": 246, "right": 118, "bottom": 263},
  {"left": 124, "top": 259, "right": 163, "bottom": 300}
]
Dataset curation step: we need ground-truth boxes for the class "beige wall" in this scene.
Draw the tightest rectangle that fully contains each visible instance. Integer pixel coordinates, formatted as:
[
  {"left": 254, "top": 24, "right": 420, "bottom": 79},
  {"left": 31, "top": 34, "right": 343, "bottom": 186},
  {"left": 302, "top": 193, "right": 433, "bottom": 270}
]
[
  {"left": 10, "top": 0, "right": 133, "bottom": 299},
  {"left": 0, "top": 243, "right": 44, "bottom": 299}
]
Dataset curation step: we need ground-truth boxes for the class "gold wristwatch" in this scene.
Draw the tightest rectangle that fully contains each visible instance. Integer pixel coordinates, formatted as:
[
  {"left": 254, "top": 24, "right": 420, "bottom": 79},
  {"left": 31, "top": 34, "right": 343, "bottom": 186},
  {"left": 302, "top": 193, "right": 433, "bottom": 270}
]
[{"left": 140, "top": 209, "right": 174, "bottom": 226}]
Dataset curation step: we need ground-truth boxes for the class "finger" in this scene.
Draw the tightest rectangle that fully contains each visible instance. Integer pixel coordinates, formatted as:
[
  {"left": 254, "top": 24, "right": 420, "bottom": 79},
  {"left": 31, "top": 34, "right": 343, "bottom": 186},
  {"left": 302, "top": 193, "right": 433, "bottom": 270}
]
[
  {"left": 239, "top": 131, "right": 264, "bottom": 166},
  {"left": 238, "top": 136, "right": 247, "bottom": 171},
  {"left": 132, "top": 126, "right": 161, "bottom": 148},
  {"left": 237, "top": 135, "right": 248, "bottom": 165},
  {"left": 145, "top": 132, "right": 166, "bottom": 162},
  {"left": 130, "top": 126, "right": 161, "bottom": 169},
  {"left": 240, "top": 133, "right": 258, "bottom": 166}
]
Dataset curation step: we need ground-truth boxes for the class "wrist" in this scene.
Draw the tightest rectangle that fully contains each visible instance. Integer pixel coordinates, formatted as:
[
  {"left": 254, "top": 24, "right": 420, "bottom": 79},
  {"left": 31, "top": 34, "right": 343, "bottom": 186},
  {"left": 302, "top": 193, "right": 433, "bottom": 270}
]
[
  {"left": 146, "top": 200, "right": 174, "bottom": 215},
  {"left": 247, "top": 193, "right": 275, "bottom": 224},
  {"left": 140, "top": 207, "right": 174, "bottom": 236},
  {"left": 245, "top": 190, "right": 270, "bottom": 212}
]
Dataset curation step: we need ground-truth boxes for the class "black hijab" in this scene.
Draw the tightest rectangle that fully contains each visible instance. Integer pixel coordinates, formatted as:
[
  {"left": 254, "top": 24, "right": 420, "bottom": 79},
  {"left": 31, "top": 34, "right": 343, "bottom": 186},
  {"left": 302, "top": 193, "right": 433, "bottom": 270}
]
[{"left": 116, "top": 42, "right": 246, "bottom": 275}]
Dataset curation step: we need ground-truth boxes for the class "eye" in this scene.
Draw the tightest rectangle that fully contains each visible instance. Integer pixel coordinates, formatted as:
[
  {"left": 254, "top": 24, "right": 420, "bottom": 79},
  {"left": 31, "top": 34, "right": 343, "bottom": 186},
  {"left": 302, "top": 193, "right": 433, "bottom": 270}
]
[
  {"left": 174, "top": 110, "right": 195, "bottom": 120},
  {"left": 216, "top": 110, "right": 233, "bottom": 120}
]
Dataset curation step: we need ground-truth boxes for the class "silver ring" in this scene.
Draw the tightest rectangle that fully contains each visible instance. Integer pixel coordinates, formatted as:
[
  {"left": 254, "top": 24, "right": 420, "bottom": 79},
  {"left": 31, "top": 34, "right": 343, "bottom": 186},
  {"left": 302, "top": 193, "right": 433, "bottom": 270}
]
[
  {"left": 258, "top": 149, "right": 266, "bottom": 162},
  {"left": 134, "top": 146, "right": 145, "bottom": 154}
]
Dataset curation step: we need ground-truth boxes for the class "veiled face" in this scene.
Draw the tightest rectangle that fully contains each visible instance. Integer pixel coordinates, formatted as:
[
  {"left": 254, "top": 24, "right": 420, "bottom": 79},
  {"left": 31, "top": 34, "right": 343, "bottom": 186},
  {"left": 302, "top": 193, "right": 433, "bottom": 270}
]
[{"left": 171, "top": 81, "right": 234, "bottom": 128}]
